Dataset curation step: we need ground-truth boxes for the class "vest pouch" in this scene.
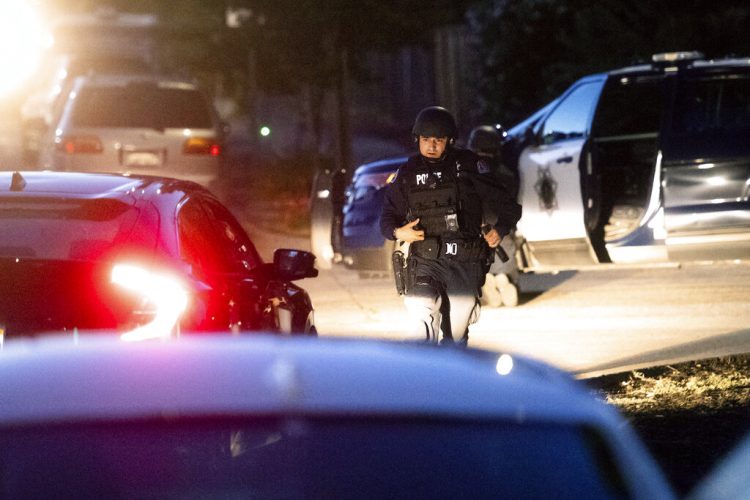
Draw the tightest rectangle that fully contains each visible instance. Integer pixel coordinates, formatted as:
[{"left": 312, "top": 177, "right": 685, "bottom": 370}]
[
  {"left": 418, "top": 208, "right": 456, "bottom": 235},
  {"left": 408, "top": 182, "right": 459, "bottom": 236},
  {"left": 411, "top": 238, "right": 439, "bottom": 259}
]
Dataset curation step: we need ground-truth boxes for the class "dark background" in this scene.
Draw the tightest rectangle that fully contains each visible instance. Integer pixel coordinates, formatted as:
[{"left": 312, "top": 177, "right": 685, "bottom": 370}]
[
  {"left": 47, "top": 2, "right": 750, "bottom": 120},
  {"left": 18, "top": 1, "right": 750, "bottom": 176}
]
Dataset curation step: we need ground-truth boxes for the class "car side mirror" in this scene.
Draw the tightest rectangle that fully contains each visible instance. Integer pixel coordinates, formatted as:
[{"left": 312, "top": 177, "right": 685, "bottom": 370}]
[
  {"left": 524, "top": 125, "right": 540, "bottom": 147},
  {"left": 273, "top": 248, "right": 318, "bottom": 281}
]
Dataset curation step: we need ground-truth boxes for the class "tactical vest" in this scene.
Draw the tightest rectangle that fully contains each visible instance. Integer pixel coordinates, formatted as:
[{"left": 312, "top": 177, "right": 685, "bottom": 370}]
[
  {"left": 399, "top": 153, "right": 489, "bottom": 262},
  {"left": 404, "top": 157, "right": 461, "bottom": 238},
  {"left": 401, "top": 153, "right": 491, "bottom": 262}
]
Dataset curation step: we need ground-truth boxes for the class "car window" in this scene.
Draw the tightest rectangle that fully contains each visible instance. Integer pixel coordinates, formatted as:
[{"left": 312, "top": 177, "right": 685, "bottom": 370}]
[
  {"left": 506, "top": 98, "right": 559, "bottom": 137},
  {"left": 540, "top": 81, "right": 604, "bottom": 144},
  {"left": 70, "top": 84, "right": 213, "bottom": 129},
  {"left": 592, "top": 76, "right": 665, "bottom": 138},
  {"left": 0, "top": 418, "right": 628, "bottom": 499},
  {"left": 178, "top": 197, "right": 261, "bottom": 277},
  {"left": 672, "top": 75, "right": 750, "bottom": 133},
  {"left": 350, "top": 170, "right": 394, "bottom": 202},
  {"left": 177, "top": 199, "right": 227, "bottom": 278},
  {"left": 663, "top": 73, "right": 750, "bottom": 158},
  {"left": 0, "top": 199, "right": 138, "bottom": 261}
]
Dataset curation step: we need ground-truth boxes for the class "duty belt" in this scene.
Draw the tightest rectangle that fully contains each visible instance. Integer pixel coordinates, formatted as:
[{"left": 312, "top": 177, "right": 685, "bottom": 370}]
[{"left": 411, "top": 237, "right": 488, "bottom": 262}]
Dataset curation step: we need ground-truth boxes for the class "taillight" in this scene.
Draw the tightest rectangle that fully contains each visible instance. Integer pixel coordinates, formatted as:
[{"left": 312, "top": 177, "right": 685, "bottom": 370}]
[
  {"left": 183, "top": 137, "right": 221, "bottom": 156},
  {"left": 111, "top": 263, "right": 189, "bottom": 342},
  {"left": 55, "top": 135, "right": 103, "bottom": 154}
]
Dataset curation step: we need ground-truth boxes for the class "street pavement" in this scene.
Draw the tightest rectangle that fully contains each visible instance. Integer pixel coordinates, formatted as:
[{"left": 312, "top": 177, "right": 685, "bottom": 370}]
[
  {"left": 4, "top": 109, "right": 748, "bottom": 379},
  {"left": 245, "top": 223, "right": 750, "bottom": 379},
  {"left": 242, "top": 223, "right": 414, "bottom": 342}
]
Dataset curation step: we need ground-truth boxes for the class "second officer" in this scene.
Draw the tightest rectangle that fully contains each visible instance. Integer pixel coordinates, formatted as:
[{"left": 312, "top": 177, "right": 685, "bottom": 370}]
[{"left": 380, "top": 106, "right": 522, "bottom": 344}]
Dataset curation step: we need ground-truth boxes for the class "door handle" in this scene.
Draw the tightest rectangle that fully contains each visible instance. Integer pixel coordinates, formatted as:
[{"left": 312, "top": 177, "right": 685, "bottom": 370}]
[{"left": 556, "top": 155, "right": 573, "bottom": 164}]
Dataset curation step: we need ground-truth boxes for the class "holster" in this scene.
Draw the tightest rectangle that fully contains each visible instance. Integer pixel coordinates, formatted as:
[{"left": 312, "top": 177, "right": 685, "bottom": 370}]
[{"left": 392, "top": 250, "right": 407, "bottom": 295}]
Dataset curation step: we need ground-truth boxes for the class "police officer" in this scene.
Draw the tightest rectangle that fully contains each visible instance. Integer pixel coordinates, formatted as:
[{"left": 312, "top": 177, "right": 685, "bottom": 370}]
[
  {"left": 467, "top": 124, "right": 519, "bottom": 200},
  {"left": 380, "top": 106, "right": 522, "bottom": 344},
  {"left": 468, "top": 124, "right": 522, "bottom": 308}
]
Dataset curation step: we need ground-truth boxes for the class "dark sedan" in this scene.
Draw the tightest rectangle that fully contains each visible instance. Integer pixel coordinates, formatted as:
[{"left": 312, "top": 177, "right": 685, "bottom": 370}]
[
  {"left": 0, "top": 171, "right": 317, "bottom": 340},
  {"left": 0, "top": 335, "right": 675, "bottom": 498}
]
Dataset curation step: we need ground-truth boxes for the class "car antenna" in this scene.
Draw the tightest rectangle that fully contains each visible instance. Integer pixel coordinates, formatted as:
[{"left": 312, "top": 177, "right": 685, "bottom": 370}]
[{"left": 10, "top": 171, "right": 27, "bottom": 192}]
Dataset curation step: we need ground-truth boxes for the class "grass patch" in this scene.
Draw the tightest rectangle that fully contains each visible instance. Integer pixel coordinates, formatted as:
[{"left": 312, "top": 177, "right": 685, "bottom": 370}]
[
  {"left": 588, "top": 355, "right": 750, "bottom": 495},
  {"left": 592, "top": 356, "right": 750, "bottom": 414}
]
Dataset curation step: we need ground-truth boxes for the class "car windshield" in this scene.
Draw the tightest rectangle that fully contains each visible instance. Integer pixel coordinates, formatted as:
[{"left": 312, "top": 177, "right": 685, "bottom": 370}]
[
  {"left": 0, "top": 199, "right": 138, "bottom": 261},
  {"left": 70, "top": 84, "right": 214, "bottom": 129},
  {"left": 0, "top": 417, "right": 626, "bottom": 499}
]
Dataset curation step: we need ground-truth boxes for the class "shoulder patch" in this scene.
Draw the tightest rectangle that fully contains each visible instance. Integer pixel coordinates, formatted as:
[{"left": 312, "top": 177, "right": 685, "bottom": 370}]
[{"left": 477, "top": 159, "right": 491, "bottom": 174}]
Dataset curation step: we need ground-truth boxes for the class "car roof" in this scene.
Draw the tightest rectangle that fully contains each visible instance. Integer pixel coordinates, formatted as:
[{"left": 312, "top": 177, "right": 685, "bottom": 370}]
[
  {"left": 71, "top": 73, "right": 202, "bottom": 91},
  {"left": 0, "top": 335, "right": 674, "bottom": 498},
  {"left": 0, "top": 171, "right": 206, "bottom": 200},
  {"left": 607, "top": 54, "right": 750, "bottom": 78},
  {"left": 354, "top": 156, "right": 408, "bottom": 175},
  {"left": 0, "top": 335, "right": 608, "bottom": 425}
]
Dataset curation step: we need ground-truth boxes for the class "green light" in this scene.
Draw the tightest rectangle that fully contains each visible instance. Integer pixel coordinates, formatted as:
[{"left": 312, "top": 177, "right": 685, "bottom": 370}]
[{"left": 259, "top": 126, "right": 271, "bottom": 137}]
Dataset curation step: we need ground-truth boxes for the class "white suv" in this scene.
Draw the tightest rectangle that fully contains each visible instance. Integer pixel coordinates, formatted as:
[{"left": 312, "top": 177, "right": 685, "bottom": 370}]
[
  {"left": 507, "top": 51, "right": 750, "bottom": 269},
  {"left": 42, "top": 74, "right": 225, "bottom": 188}
]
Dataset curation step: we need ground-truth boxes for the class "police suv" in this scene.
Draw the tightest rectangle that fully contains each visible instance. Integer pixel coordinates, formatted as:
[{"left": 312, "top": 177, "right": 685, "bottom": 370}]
[{"left": 512, "top": 51, "right": 750, "bottom": 270}]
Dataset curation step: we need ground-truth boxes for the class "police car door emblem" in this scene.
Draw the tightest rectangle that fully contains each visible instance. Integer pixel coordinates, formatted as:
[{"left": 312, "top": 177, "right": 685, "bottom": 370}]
[
  {"left": 445, "top": 242, "right": 458, "bottom": 255},
  {"left": 477, "top": 159, "right": 491, "bottom": 174},
  {"left": 534, "top": 167, "right": 558, "bottom": 213}
]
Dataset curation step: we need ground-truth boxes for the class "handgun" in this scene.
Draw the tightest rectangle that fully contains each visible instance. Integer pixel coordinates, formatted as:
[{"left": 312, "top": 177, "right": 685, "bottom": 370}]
[{"left": 481, "top": 225, "right": 510, "bottom": 263}]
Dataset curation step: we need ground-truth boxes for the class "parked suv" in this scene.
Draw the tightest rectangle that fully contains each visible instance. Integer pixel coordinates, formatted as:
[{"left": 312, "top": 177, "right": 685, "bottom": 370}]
[
  {"left": 512, "top": 51, "right": 750, "bottom": 269},
  {"left": 340, "top": 156, "right": 405, "bottom": 271},
  {"left": 20, "top": 53, "right": 154, "bottom": 166},
  {"left": 41, "top": 74, "right": 225, "bottom": 188}
]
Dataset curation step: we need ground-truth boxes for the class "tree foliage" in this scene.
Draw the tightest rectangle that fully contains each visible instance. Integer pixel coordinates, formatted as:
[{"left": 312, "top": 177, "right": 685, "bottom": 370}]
[
  {"left": 45, "top": 1, "right": 749, "bottom": 142},
  {"left": 469, "top": 0, "right": 750, "bottom": 126},
  {"left": 49, "top": 1, "right": 468, "bottom": 96}
]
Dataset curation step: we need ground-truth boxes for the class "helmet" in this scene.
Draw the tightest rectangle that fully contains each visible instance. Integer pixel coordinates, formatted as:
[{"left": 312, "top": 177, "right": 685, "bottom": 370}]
[
  {"left": 468, "top": 125, "right": 502, "bottom": 157},
  {"left": 412, "top": 106, "right": 458, "bottom": 141}
]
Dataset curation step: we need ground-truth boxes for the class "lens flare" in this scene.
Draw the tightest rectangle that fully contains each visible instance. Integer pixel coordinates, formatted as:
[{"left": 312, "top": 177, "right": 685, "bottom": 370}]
[
  {"left": 112, "top": 263, "right": 188, "bottom": 342},
  {"left": 0, "top": 0, "right": 50, "bottom": 95},
  {"left": 496, "top": 354, "right": 514, "bottom": 376}
]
